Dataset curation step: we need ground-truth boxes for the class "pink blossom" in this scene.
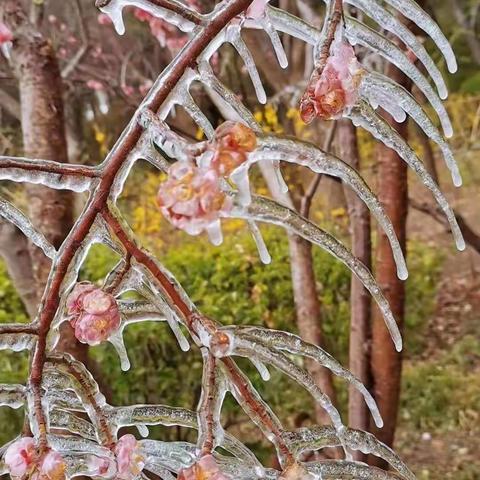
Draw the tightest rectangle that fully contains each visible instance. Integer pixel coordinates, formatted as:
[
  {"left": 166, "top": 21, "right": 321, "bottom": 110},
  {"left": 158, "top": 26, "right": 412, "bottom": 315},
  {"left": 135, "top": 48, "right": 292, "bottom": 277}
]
[
  {"left": 4, "top": 437, "right": 37, "bottom": 478},
  {"left": 0, "top": 22, "right": 13, "bottom": 46},
  {"left": 121, "top": 84, "right": 135, "bottom": 97},
  {"left": 114, "top": 435, "right": 145, "bottom": 480},
  {"left": 157, "top": 162, "right": 231, "bottom": 235},
  {"left": 87, "top": 455, "right": 114, "bottom": 477},
  {"left": 48, "top": 15, "right": 58, "bottom": 24},
  {"left": 177, "top": 455, "right": 231, "bottom": 480},
  {"left": 246, "top": 0, "right": 269, "bottom": 19},
  {"left": 86, "top": 79, "right": 105, "bottom": 91},
  {"left": 66, "top": 282, "right": 120, "bottom": 345},
  {"left": 98, "top": 13, "right": 113, "bottom": 25},
  {"left": 38, "top": 451, "right": 66, "bottom": 480},
  {"left": 134, "top": 8, "right": 153, "bottom": 23},
  {"left": 300, "top": 35, "right": 364, "bottom": 123}
]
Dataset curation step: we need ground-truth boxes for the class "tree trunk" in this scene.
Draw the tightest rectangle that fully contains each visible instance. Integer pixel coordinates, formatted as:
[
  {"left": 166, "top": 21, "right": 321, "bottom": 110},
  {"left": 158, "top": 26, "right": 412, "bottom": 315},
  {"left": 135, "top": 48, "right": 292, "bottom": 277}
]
[
  {"left": 2, "top": 1, "right": 88, "bottom": 364},
  {"left": 287, "top": 233, "right": 338, "bottom": 425},
  {"left": 338, "top": 120, "right": 372, "bottom": 461},
  {"left": 369, "top": 66, "right": 410, "bottom": 465}
]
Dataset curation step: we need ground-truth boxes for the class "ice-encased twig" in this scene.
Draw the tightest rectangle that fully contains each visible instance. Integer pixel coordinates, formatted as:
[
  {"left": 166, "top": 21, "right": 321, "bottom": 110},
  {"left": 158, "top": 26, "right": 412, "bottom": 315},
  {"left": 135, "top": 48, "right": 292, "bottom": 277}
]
[
  {"left": 307, "top": 459, "right": 405, "bottom": 480},
  {"left": 359, "top": 72, "right": 461, "bottom": 187},
  {"left": 225, "top": 325, "right": 382, "bottom": 428},
  {"left": 227, "top": 195, "right": 403, "bottom": 351},
  {"left": 0, "top": 197, "right": 56, "bottom": 259},
  {"left": 247, "top": 136, "right": 408, "bottom": 280},
  {"left": 0, "top": 331, "right": 36, "bottom": 352},
  {"left": 282, "top": 425, "right": 414, "bottom": 480},
  {"left": 0, "top": 156, "right": 96, "bottom": 192},
  {"left": 49, "top": 409, "right": 97, "bottom": 441},
  {"left": 349, "top": 101, "right": 465, "bottom": 251},
  {"left": 344, "top": 17, "right": 453, "bottom": 138},
  {"left": 383, "top": 0, "right": 457, "bottom": 73},
  {"left": 345, "top": 0, "right": 448, "bottom": 99}
]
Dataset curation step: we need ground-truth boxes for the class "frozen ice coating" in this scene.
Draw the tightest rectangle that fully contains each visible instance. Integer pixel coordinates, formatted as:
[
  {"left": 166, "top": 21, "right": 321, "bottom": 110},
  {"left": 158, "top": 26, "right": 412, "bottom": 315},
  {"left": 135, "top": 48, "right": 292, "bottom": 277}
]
[
  {"left": 360, "top": 72, "right": 462, "bottom": 187},
  {"left": 345, "top": 0, "right": 448, "bottom": 99},
  {"left": 349, "top": 102, "right": 465, "bottom": 252},
  {"left": 344, "top": 18, "right": 453, "bottom": 138},
  {"left": 0, "top": 0, "right": 464, "bottom": 478},
  {"left": 383, "top": 0, "right": 457, "bottom": 73},
  {"left": 0, "top": 197, "right": 56, "bottom": 259}
]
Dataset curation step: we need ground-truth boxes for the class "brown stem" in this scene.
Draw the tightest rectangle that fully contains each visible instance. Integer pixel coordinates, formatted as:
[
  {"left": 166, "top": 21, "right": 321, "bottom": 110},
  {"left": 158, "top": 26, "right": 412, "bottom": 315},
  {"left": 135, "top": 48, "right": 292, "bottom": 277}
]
[
  {"left": 25, "top": 0, "right": 255, "bottom": 451},
  {"left": 199, "top": 352, "right": 217, "bottom": 455},
  {"left": 104, "top": 253, "right": 132, "bottom": 294},
  {"left": 0, "top": 157, "right": 100, "bottom": 178},
  {"left": 0, "top": 324, "right": 38, "bottom": 335}
]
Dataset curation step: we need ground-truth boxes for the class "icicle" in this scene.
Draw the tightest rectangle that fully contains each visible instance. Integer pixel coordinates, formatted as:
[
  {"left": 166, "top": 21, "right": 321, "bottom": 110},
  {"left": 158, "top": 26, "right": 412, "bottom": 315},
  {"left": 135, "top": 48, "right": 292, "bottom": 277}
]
[
  {"left": 180, "top": 92, "right": 215, "bottom": 140},
  {"left": 95, "top": 90, "right": 110, "bottom": 115},
  {"left": 271, "top": 160, "right": 289, "bottom": 193},
  {"left": 0, "top": 384, "right": 25, "bottom": 409},
  {"left": 360, "top": 72, "right": 462, "bottom": 186},
  {"left": 249, "top": 137, "right": 408, "bottom": 280},
  {"left": 109, "top": 332, "right": 131, "bottom": 371},
  {"left": 384, "top": 0, "right": 457, "bottom": 73},
  {"left": 0, "top": 332, "right": 36, "bottom": 352},
  {"left": 248, "top": 221, "right": 272, "bottom": 264},
  {"left": 349, "top": 102, "right": 465, "bottom": 251},
  {"left": 165, "top": 311, "right": 190, "bottom": 352},
  {"left": 230, "top": 165, "right": 252, "bottom": 207},
  {"left": 260, "top": 17, "right": 288, "bottom": 69},
  {"left": 344, "top": 17, "right": 453, "bottom": 138},
  {"left": 98, "top": 1, "right": 126, "bottom": 35},
  {"left": 137, "top": 424, "right": 150, "bottom": 438},
  {"left": 345, "top": 0, "right": 448, "bottom": 99},
  {"left": 365, "top": 89, "right": 407, "bottom": 124},
  {"left": 250, "top": 358, "right": 271, "bottom": 381},
  {"left": 226, "top": 26, "right": 267, "bottom": 104},
  {"left": 206, "top": 220, "right": 224, "bottom": 246},
  {"left": 1, "top": 42, "right": 12, "bottom": 60},
  {"left": 0, "top": 197, "right": 56, "bottom": 259},
  {"left": 230, "top": 196, "right": 403, "bottom": 351}
]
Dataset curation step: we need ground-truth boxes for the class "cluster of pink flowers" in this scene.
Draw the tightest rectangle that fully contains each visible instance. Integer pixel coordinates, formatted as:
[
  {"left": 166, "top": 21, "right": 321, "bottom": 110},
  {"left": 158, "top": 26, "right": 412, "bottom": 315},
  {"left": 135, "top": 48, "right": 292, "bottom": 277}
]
[
  {"left": 300, "top": 35, "right": 364, "bottom": 124},
  {"left": 177, "top": 455, "right": 231, "bottom": 480},
  {"left": 134, "top": 8, "right": 188, "bottom": 52},
  {"left": 88, "top": 434, "right": 145, "bottom": 480},
  {"left": 4, "top": 438, "right": 66, "bottom": 480},
  {"left": 66, "top": 282, "right": 120, "bottom": 345},
  {"left": 157, "top": 122, "right": 257, "bottom": 235}
]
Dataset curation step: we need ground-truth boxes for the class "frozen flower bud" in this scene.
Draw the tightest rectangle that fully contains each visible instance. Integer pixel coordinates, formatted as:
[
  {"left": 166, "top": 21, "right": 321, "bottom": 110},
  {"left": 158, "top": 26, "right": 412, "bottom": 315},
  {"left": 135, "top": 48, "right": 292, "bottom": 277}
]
[
  {"left": 4, "top": 437, "right": 37, "bottom": 479},
  {"left": 115, "top": 434, "right": 145, "bottom": 480},
  {"left": 66, "top": 282, "right": 121, "bottom": 345},
  {"left": 87, "top": 455, "right": 114, "bottom": 477},
  {"left": 178, "top": 454, "right": 231, "bottom": 480},
  {"left": 300, "top": 35, "right": 364, "bottom": 123},
  {"left": 214, "top": 122, "right": 257, "bottom": 153},
  {"left": 38, "top": 451, "right": 66, "bottom": 480},
  {"left": 0, "top": 22, "right": 13, "bottom": 45},
  {"left": 211, "top": 149, "right": 247, "bottom": 177},
  {"left": 157, "top": 161, "right": 231, "bottom": 236}
]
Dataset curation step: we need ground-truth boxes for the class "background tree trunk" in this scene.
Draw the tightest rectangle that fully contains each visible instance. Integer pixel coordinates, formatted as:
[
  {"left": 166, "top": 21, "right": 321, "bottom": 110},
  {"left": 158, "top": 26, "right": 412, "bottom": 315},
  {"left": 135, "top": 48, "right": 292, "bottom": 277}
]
[
  {"left": 338, "top": 120, "right": 372, "bottom": 461},
  {"left": 2, "top": 1, "right": 88, "bottom": 364},
  {"left": 369, "top": 64, "right": 410, "bottom": 465}
]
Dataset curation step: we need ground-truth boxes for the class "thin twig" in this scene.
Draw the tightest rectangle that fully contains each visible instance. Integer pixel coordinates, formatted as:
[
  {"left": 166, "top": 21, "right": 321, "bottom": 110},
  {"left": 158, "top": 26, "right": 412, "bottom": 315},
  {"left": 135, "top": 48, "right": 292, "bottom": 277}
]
[{"left": 300, "top": 121, "right": 338, "bottom": 217}]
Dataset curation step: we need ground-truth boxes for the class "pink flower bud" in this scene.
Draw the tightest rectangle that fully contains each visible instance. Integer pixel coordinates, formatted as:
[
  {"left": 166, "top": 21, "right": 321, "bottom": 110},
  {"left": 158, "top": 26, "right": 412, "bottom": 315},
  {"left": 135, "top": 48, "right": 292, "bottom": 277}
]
[
  {"left": 178, "top": 455, "right": 231, "bottom": 480},
  {"left": 86, "top": 79, "right": 105, "bottom": 91},
  {"left": 157, "top": 162, "right": 231, "bottom": 236},
  {"left": 38, "top": 451, "right": 66, "bottom": 480},
  {"left": 300, "top": 35, "right": 364, "bottom": 123},
  {"left": 4, "top": 437, "right": 37, "bottom": 478},
  {"left": 66, "top": 283, "right": 120, "bottom": 345},
  {"left": 87, "top": 455, "right": 115, "bottom": 477},
  {"left": 97, "top": 13, "right": 113, "bottom": 25},
  {"left": 0, "top": 22, "right": 13, "bottom": 45},
  {"left": 115, "top": 435, "right": 145, "bottom": 480}
]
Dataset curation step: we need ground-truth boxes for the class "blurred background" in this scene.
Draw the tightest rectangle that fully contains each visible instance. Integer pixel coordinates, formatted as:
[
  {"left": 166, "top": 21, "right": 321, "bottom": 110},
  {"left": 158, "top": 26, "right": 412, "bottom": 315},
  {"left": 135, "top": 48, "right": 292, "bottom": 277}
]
[{"left": 0, "top": 0, "right": 479, "bottom": 479}]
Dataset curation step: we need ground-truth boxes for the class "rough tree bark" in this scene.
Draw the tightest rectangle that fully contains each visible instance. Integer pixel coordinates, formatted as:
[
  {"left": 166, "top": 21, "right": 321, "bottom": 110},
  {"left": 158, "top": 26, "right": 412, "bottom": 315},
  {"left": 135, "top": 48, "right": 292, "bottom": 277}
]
[
  {"left": 1, "top": 1, "right": 88, "bottom": 364},
  {"left": 369, "top": 64, "right": 410, "bottom": 465},
  {"left": 338, "top": 120, "right": 372, "bottom": 461}
]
